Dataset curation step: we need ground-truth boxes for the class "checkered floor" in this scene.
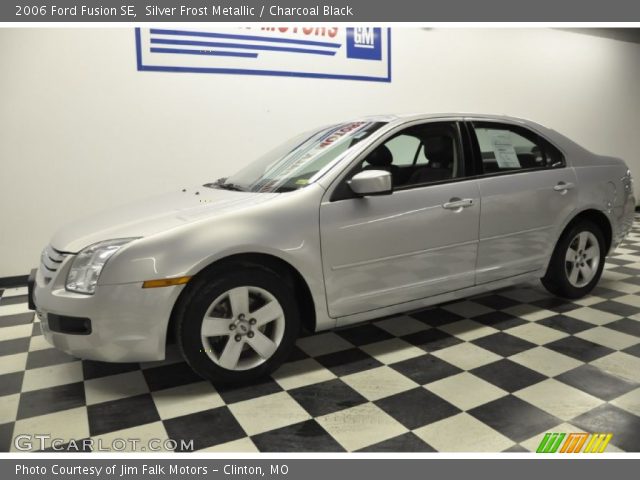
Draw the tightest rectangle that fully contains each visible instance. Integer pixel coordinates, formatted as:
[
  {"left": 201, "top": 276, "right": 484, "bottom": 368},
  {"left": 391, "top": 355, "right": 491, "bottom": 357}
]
[{"left": 2, "top": 225, "right": 640, "bottom": 453}]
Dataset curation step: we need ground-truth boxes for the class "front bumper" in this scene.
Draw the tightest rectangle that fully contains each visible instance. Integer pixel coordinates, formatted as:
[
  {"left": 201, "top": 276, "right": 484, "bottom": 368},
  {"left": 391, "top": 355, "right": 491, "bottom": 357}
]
[{"left": 31, "top": 261, "right": 184, "bottom": 363}]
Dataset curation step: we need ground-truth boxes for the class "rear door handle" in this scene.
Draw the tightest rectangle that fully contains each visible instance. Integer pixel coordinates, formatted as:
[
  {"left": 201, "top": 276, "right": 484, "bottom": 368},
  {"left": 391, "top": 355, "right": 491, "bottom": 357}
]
[
  {"left": 553, "top": 182, "right": 575, "bottom": 192},
  {"left": 442, "top": 198, "right": 474, "bottom": 210}
]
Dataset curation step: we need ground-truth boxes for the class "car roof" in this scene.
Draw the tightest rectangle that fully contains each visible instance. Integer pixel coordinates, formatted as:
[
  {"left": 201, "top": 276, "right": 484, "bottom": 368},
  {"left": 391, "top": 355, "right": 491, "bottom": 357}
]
[{"left": 357, "top": 112, "right": 537, "bottom": 126}]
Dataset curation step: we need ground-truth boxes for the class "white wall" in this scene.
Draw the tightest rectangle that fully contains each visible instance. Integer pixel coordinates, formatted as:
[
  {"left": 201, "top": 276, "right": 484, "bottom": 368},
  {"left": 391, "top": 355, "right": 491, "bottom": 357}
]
[{"left": 1, "top": 28, "right": 639, "bottom": 278}]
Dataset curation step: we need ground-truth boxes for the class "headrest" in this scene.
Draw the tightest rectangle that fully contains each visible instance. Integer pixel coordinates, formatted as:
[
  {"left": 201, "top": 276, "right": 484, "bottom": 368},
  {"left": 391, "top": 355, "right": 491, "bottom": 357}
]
[
  {"left": 366, "top": 145, "right": 393, "bottom": 167},
  {"left": 424, "top": 136, "right": 452, "bottom": 158}
]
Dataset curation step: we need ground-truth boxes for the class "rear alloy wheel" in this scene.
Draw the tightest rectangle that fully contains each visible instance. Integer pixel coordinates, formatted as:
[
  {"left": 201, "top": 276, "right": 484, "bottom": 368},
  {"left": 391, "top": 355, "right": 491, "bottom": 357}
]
[
  {"left": 564, "top": 231, "right": 600, "bottom": 288},
  {"left": 541, "top": 220, "right": 605, "bottom": 299},
  {"left": 176, "top": 268, "right": 300, "bottom": 383}
]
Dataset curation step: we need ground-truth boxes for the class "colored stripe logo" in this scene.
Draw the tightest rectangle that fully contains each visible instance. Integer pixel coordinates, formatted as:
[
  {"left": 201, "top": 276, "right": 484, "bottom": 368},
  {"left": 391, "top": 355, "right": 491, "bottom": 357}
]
[{"left": 536, "top": 432, "right": 613, "bottom": 453}]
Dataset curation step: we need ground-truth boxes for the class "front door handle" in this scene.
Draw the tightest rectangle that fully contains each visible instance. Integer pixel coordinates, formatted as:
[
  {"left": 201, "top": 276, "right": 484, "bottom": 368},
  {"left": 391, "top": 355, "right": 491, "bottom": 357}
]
[
  {"left": 553, "top": 181, "right": 575, "bottom": 192},
  {"left": 442, "top": 198, "right": 474, "bottom": 210}
]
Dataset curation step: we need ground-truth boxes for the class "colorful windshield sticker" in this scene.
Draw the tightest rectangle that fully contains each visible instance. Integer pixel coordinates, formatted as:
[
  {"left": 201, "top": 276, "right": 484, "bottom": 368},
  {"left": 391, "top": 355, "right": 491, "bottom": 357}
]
[{"left": 257, "top": 122, "right": 373, "bottom": 190}]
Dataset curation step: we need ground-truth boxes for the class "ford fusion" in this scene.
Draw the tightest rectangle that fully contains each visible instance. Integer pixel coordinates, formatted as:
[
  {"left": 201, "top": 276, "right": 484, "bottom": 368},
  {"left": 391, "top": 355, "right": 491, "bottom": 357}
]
[{"left": 30, "top": 114, "right": 635, "bottom": 383}]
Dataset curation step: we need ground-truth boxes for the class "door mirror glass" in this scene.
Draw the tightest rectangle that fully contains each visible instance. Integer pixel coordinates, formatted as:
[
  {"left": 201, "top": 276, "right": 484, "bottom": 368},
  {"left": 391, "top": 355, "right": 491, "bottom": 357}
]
[{"left": 348, "top": 170, "right": 393, "bottom": 196}]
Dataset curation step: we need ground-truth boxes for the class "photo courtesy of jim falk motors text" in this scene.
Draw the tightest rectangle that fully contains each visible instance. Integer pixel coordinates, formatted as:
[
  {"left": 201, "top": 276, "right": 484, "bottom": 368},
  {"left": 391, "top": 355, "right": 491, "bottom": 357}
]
[{"left": 15, "top": 463, "right": 277, "bottom": 476}]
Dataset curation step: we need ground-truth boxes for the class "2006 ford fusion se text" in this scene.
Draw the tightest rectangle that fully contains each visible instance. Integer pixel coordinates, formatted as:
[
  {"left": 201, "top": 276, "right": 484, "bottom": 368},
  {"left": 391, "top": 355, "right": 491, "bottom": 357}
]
[{"left": 30, "top": 113, "right": 635, "bottom": 383}]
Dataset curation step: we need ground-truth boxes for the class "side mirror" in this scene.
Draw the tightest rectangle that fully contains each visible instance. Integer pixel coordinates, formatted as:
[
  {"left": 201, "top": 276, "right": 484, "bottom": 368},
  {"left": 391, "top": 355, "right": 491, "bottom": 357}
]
[{"left": 348, "top": 170, "right": 393, "bottom": 196}]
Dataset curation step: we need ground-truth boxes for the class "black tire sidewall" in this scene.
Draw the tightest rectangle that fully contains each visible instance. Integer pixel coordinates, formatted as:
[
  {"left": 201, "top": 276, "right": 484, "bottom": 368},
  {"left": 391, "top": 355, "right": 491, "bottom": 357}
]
[
  {"left": 176, "top": 268, "right": 300, "bottom": 384},
  {"left": 545, "top": 220, "right": 606, "bottom": 299}
]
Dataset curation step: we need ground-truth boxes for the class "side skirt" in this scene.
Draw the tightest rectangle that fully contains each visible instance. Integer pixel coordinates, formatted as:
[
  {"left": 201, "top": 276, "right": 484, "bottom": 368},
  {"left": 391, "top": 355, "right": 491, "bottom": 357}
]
[{"left": 332, "top": 269, "right": 544, "bottom": 329}]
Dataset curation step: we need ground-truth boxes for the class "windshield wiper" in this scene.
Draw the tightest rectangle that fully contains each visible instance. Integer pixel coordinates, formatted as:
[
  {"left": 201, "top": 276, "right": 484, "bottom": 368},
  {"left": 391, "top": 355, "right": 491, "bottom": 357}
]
[
  {"left": 274, "top": 186, "right": 298, "bottom": 193},
  {"left": 204, "top": 178, "right": 246, "bottom": 192}
]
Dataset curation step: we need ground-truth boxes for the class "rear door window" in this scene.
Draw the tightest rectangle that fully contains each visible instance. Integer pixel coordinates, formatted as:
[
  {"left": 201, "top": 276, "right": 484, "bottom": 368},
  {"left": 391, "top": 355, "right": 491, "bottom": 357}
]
[{"left": 470, "top": 123, "right": 564, "bottom": 174}]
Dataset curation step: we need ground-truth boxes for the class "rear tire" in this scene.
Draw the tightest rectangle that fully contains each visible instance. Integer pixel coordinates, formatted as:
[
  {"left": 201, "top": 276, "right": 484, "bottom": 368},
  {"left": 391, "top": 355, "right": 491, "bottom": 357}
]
[
  {"left": 541, "top": 220, "right": 605, "bottom": 299},
  {"left": 175, "top": 266, "right": 300, "bottom": 384}
]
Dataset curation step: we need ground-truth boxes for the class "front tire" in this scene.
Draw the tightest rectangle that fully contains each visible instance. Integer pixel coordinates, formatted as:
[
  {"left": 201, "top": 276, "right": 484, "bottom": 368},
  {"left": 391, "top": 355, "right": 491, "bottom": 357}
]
[
  {"left": 541, "top": 220, "right": 605, "bottom": 299},
  {"left": 175, "top": 266, "right": 300, "bottom": 384}
]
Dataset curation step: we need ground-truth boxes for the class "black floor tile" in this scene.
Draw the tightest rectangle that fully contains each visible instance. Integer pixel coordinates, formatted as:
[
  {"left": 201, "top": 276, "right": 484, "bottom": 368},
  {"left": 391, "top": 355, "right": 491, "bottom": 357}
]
[
  {"left": 471, "top": 359, "right": 546, "bottom": 392},
  {"left": 163, "top": 406, "right": 245, "bottom": 451},
  {"left": 589, "top": 286, "right": 625, "bottom": 299},
  {"left": 607, "top": 266, "right": 640, "bottom": 276},
  {"left": 538, "top": 315, "right": 595, "bottom": 335},
  {"left": 31, "top": 322, "right": 42, "bottom": 337},
  {"left": 82, "top": 360, "right": 140, "bottom": 381},
  {"left": 375, "top": 387, "right": 461, "bottom": 429},
  {"left": 142, "top": 362, "right": 202, "bottom": 391},
  {"left": 87, "top": 394, "right": 160, "bottom": 436},
  {"left": 0, "top": 371, "right": 24, "bottom": 397},
  {"left": 17, "top": 382, "right": 86, "bottom": 420},
  {"left": 468, "top": 395, "right": 559, "bottom": 443},
  {"left": 470, "top": 295, "right": 520, "bottom": 311},
  {"left": 0, "top": 422, "right": 13, "bottom": 453},
  {"left": 545, "top": 336, "right": 615, "bottom": 363},
  {"left": 216, "top": 377, "right": 282, "bottom": 405},
  {"left": 589, "top": 300, "right": 638, "bottom": 317},
  {"left": 316, "top": 348, "right": 383, "bottom": 377},
  {"left": 572, "top": 404, "right": 640, "bottom": 452},
  {"left": 470, "top": 311, "right": 527, "bottom": 331},
  {"left": 605, "top": 318, "right": 640, "bottom": 337},
  {"left": 555, "top": 365, "right": 638, "bottom": 401},
  {"left": 619, "top": 275, "right": 640, "bottom": 286},
  {"left": 401, "top": 328, "right": 462, "bottom": 353},
  {"left": 0, "top": 337, "right": 30, "bottom": 356},
  {"left": 286, "top": 345, "right": 310, "bottom": 363},
  {"left": 0, "top": 312, "right": 34, "bottom": 328},
  {"left": 604, "top": 257, "right": 630, "bottom": 266},
  {"left": 335, "top": 324, "right": 394, "bottom": 346},
  {"left": 472, "top": 333, "right": 537, "bottom": 357},
  {"left": 503, "top": 444, "right": 529, "bottom": 452},
  {"left": 26, "top": 348, "right": 77, "bottom": 370},
  {"left": 531, "top": 298, "right": 580, "bottom": 313},
  {"left": 411, "top": 308, "right": 465, "bottom": 327},
  {"left": 251, "top": 420, "right": 344, "bottom": 452},
  {"left": 623, "top": 344, "right": 640, "bottom": 358},
  {"left": 358, "top": 432, "right": 436, "bottom": 452},
  {"left": 289, "top": 379, "right": 367, "bottom": 417},
  {"left": 390, "top": 354, "right": 462, "bottom": 385}
]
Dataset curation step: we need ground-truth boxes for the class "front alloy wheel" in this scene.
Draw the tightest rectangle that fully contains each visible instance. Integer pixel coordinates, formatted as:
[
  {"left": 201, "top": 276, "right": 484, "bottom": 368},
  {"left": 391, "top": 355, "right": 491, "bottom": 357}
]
[
  {"left": 176, "top": 267, "right": 300, "bottom": 383},
  {"left": 200, "top": 286, "right": 285, "bottom": 371}
]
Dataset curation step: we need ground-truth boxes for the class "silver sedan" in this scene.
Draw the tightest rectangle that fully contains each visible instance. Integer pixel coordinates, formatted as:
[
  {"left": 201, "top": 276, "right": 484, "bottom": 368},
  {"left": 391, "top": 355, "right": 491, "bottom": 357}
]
[{"left": 31, "top": 114, "right": 636, "bottom": 383}]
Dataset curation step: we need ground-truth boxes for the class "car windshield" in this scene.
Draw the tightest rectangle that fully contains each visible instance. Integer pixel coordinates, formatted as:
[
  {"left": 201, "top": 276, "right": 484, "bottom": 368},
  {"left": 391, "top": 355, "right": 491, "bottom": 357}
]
[{"left": 209, "top": 121, "right": 386, "bottom": 193}]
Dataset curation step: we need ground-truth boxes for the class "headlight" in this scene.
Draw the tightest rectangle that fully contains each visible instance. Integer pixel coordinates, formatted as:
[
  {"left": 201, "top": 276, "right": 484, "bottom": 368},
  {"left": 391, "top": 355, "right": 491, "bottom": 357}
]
[{"left": 66, "top": 238, "right": 138, "bottom": 294}]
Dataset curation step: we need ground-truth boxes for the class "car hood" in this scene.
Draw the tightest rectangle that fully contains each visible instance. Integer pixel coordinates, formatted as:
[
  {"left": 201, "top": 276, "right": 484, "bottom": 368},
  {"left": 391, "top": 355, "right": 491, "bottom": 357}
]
[{"left": 50, "top": 186, "right": 278, "bottom": 253}]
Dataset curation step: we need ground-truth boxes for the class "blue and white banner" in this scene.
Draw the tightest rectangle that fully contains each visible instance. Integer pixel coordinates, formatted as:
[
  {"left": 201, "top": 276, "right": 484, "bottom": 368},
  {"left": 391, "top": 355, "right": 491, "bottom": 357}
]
[{"left": 135, "top": 27, "right": 391, "bottom": 82}]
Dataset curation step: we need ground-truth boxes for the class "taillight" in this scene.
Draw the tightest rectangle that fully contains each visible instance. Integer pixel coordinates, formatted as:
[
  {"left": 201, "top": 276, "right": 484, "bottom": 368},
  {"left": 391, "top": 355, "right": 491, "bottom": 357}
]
[{"left": 623, "top": 169, "right": 633, "bottom": 193}]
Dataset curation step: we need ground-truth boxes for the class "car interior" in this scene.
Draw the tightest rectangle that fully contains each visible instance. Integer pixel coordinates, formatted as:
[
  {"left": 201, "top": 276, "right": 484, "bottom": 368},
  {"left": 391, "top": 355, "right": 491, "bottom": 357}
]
[
  {"left": 359, "top": 124, "right": 460, "bottom": 188},
  {"left": 473, "top": 125, "right": 564, "bottom": 173}
]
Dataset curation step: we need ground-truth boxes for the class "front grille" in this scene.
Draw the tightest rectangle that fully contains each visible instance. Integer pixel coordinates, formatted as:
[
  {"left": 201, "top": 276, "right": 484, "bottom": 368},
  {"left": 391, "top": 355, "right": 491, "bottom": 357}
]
[{"left": 40, "top": 245, "right": 69, "bottom": 285}]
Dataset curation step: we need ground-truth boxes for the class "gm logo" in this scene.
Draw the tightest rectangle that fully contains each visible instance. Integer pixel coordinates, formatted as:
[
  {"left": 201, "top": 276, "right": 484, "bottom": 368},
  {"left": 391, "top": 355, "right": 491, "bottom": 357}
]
[
  {"left": 536, "top": 432, "right": 613, "bottom": 453},
  {"left": 346, "top": 28, "right": 382, "bottom": 61}
]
